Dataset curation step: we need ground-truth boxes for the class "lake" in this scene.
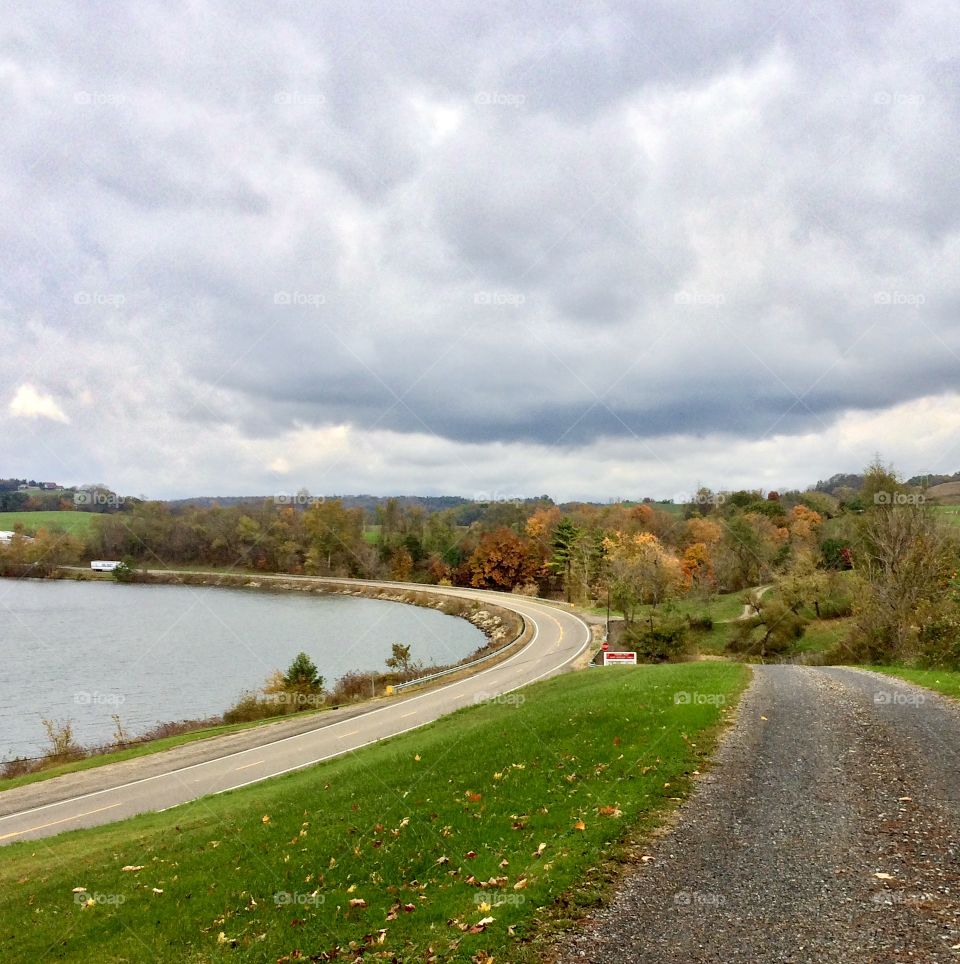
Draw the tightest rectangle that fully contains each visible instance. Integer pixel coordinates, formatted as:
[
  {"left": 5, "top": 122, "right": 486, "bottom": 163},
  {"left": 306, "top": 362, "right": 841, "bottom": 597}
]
[{"left": 0, "top": 579, "right": 486, "bottom": 761}]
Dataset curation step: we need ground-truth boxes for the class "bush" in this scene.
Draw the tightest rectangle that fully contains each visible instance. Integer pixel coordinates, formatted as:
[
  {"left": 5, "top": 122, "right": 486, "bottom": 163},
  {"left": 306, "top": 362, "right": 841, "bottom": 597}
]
[
  {"left": 222, "top": 691, "right": 288, "bottom": 724},
  {"left": 328, "top": 670, "right": 380, "bottom": 704},
  {"left": 818, "top": 596, "right": 853, "bottom": 620},
  {"left": 726, "top": 600, "right": 807, "bottom": 659},
  {"left": 623, "top": 613, "right": 692, "bottom": 662},
  {"left": 687, "top": 613, "right": 714, "bottom": 632}
]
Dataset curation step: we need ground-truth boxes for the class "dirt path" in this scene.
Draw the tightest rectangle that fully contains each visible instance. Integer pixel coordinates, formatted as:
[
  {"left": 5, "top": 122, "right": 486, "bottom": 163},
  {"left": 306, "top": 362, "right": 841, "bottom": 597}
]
[{"left": 557, "top": 665, "right": 960, "bottom": 963}]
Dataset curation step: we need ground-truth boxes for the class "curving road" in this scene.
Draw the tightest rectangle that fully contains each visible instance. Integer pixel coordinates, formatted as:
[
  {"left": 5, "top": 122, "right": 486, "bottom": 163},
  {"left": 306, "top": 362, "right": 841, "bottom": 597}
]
[{"left": 0, "top": 577, "right": 591, "bottom": 845}]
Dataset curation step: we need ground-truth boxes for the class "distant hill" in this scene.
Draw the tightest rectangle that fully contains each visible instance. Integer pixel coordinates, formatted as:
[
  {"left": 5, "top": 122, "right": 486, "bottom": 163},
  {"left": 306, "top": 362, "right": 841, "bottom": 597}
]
[{"left": 166, "top": 494, "right": 476, "bottom": 514}]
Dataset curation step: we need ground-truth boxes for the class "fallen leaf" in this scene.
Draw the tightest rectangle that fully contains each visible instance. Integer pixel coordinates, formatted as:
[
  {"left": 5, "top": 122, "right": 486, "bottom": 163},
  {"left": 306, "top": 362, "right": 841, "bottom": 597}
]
[
  {"left": 465, "top": 851, "right": 478, "bottom": 859},
  {"left": 261, "top": 815, "right": 271, "bottom": 824},
  {"left": 121, "top": 865, "right": 144, "bottom": 873},
  {"left": 574, "top": 819, "right": 586, "bottom": 831},
  {"left": 349, "top": 898, "right": 368, "bottom": 908},
  {"left": 874, "top": 873, "right": 895, "bottom": 881},
  {"left": 72, "top": 887, "right": 87, "bottom": 894}
]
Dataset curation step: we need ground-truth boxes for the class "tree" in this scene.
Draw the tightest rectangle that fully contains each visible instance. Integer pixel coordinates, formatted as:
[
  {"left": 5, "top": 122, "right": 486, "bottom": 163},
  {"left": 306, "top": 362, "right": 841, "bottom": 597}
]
[
  {"left": 467, "top": 528, "right": 537, "bottom": 590},
  {"left": 281, "top": 651, "right": 324, "bottom": 708},
  {"left": 851, "top": 502, "right": 955, "bottom": 661},
  {"left": 777, "top": 551, "right": 828, "bottom": 617},
  {"left": 550, "top": 517, "right": 583, "bottom": 602},
  {"left": 385, "top": 643, "right": 416, "bottom": 675}
]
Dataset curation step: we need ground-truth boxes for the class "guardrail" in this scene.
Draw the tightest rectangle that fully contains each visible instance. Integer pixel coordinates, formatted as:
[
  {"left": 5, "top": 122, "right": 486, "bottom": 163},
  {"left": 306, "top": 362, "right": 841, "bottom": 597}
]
[{"left": 393, "top": 614, "right": 530, "bottom": 693}]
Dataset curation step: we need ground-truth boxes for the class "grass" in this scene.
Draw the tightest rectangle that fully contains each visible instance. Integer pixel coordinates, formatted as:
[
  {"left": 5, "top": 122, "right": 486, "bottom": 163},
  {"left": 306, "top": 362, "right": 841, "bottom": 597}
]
[
  {"left": 0, "top": 714, "right": 329, "bottom": 792},
  {"left": 0, "top": 663, "right": 749, "bottom": 962},
  {"left": 866, "top": 666, "right": 960, "bottom": 701},
  {"left": 931, "top": 505, "right": 960, "bottom": 527},
  {"left": 0, "top": 510, "right": 98, "bottom": 537},
  {"left": 590, "top": 589, "right": 748, "bottom": 623}
]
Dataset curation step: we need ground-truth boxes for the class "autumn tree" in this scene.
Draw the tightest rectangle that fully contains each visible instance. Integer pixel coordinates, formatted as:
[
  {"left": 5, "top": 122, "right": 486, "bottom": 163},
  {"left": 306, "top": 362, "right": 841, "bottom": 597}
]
[{"left": 467, "top": 527, "right": 537, "bottom": 590}]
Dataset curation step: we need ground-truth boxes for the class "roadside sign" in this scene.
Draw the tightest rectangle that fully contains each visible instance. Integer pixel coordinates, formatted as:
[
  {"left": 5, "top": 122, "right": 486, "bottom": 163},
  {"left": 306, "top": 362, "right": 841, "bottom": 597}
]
[{"left": 603, "top": 651, "right": 637, "bottom": 666}]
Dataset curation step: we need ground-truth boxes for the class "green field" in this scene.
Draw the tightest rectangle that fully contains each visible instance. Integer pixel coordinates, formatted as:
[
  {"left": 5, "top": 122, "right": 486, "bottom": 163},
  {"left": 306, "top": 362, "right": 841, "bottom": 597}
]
[
  {"left": 592, "top": 589, "right": 749, "bottom": 624},
  {"left": 931, "top": 505, "right": 960, "bottom": 527},
  {"left": 867, "top": 666, "right": 960, "bottom": 701},
  {"left": 0, "top": 510, "right": 97, "bottom": 537},
  {"left": 0, "top": 663, "right": 748, "bottom": 962}
]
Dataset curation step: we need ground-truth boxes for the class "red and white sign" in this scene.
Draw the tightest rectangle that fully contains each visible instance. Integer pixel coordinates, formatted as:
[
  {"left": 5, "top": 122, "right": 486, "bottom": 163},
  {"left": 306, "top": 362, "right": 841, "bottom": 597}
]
[{"left": 603, "top": 651, "right": 637, "bottom": 666}]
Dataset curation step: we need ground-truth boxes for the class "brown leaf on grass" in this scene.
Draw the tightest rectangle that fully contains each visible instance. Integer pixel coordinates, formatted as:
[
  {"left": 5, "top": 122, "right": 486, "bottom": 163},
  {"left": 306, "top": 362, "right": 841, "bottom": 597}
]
[
  {"left": 466, "top": 792, "right": 482, "bottom": 803},
  {"left": 121, "top": 865, "right": 144, "bottom": 873},
  {"left": 574, "top": 819, "right": 586, "bottom": 831},
  {"left": 348, "top": 898, "right": 368, "bottom": 908},
  {"left": 598, "top": 806, "right": 622, "bottom": 818},
  {"left": 513, "top": 878, "right": 528, "bottom": 890},
  {"left": 437, "top": 856, "right": 450, "bottom": 865},
  {"left": 533, "top": 843, "right": 547, "bottom": 858},
  {"left": 261, "top": 815, "right": 270, "bottom": 824},
  {"left": 468, "top": 916, "right": 495, "bottom": 934},
  {"left": 72, "top": 887, "right": 87, "bottom": 894},
  {"left": 613, "top": 737, "right": 621, "bottom": 747},
  {"left": 465, "top": 850, "right": 478, "bottom": 859}
]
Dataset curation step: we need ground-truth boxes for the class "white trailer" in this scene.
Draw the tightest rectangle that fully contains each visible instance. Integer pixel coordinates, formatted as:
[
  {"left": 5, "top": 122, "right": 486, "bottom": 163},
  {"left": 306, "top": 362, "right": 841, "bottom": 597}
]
[{"left": 90, "top": 560, "right": 122, "bottom": 572}]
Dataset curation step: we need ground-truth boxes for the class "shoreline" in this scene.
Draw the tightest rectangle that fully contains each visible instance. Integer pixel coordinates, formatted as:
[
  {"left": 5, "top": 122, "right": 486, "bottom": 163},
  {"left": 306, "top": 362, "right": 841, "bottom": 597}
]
[{"left": 0, "top": 569, "right": 532, "bottom": 787}]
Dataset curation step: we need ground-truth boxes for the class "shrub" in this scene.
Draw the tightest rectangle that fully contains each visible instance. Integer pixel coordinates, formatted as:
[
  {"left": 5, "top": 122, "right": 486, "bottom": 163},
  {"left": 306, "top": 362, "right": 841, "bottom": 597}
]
[
  {"left": 623, "top": 613, "right": 692, "bottom": 662},
  {"left": 687, "top": 613, "right": 714, "bottom": 632}
]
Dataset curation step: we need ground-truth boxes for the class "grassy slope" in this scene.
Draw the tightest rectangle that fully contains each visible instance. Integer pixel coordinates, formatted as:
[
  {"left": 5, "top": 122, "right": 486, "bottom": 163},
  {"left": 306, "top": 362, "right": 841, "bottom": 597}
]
[
  {"left": 867, "top": 666, "right": 960, "bottom": 700},
  {"left": 0, "top": 663, "right": 748, "bottom": 963},
  {"left": 0, "top": 510, "right": 97, "bottom": 536}
]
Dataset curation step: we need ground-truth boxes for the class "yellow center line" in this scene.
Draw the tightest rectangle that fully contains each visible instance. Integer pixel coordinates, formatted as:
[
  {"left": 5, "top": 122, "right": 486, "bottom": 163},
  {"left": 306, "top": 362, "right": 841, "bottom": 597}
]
[
  {"left": 337, "top": 730, "right": 361, "bottom": 739},
  {"left": 399, "top": 711, "right": 417, "bottom": 718},
  {"left": 234, "top": 759, "right": 264, "bottom": 771},
  {"left": 0, "top": 803, "right": 123, "bottom": 841}
]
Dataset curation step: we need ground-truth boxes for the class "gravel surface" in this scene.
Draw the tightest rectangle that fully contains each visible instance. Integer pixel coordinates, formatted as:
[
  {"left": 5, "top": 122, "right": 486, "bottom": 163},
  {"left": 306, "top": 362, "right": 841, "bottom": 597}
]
[{"left": 557, "top": 665, "right": 960, "bottom": 963}]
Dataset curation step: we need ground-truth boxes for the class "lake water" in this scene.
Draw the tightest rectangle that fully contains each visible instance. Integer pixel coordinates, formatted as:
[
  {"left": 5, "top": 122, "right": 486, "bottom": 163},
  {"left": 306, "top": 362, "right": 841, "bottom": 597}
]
[{"left": 0, "top": 579, "right": 486, "bottom": 761}]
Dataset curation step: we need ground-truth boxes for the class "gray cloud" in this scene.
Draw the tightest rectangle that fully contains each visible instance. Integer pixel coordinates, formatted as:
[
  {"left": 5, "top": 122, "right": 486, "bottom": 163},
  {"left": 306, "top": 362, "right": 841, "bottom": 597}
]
[{"left": 1, "top": 1, "right": 959, "bottom": 496}]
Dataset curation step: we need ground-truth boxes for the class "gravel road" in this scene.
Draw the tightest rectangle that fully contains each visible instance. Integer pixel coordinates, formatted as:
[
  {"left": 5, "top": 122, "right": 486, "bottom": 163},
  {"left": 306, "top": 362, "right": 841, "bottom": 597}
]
[{"left": 558, "top": 665, "right": 960, "bottom": 963}]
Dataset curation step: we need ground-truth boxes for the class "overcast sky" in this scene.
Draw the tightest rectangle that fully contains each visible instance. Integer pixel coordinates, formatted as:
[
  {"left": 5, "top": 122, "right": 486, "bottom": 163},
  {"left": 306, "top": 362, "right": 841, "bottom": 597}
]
[{"left": 2, "top": 1, "right": 959, "bottom": 501}]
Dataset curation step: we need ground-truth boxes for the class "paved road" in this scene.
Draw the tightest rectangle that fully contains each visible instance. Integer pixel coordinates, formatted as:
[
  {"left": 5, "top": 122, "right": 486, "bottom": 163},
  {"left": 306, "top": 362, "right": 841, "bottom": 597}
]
[
  {"left": 0, "top": 578, "right": 590, "bottom": 845},
  {"left": 559, "top": 665, "right": 960, "bottom": 963}
]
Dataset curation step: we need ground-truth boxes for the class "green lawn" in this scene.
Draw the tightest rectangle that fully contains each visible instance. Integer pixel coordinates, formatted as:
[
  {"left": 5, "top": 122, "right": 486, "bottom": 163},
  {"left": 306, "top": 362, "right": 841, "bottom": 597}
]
[
  {"left": 591, "top": 590, "right": 748, "bottom": 623},
  {"left": 0, "top": 510, "right": 97, "bottom": 537},
  {"left": 867, "top": 666, "right": 960, "bottom": 701},
  {"left": 0, "top": 663, "right": 748, "bottom": 963}
]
